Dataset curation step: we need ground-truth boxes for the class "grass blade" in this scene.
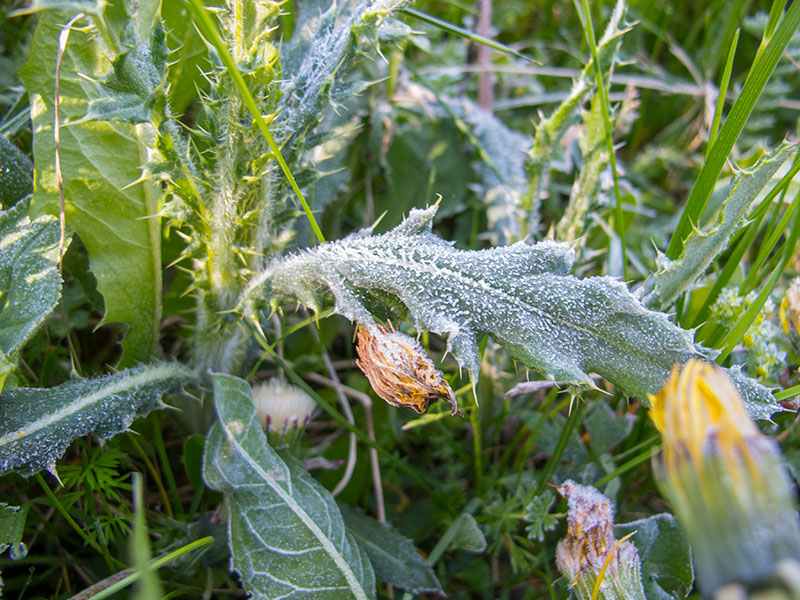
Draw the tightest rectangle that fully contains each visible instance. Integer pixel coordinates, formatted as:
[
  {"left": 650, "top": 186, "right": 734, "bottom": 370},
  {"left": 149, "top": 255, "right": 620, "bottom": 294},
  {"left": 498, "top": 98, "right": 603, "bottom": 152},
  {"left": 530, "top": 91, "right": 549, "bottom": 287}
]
[
  {"left": 706, "top": 28, "right": 740, "bottom": 157},
  {"left": 185, "top": 0, "right": 325, "bottom": 243},
  {"left": 667, "top": 1, "right": 800, "bottom": 260},
  {"left": 401, "top": 7, "right": 537, "bottom": 65}
]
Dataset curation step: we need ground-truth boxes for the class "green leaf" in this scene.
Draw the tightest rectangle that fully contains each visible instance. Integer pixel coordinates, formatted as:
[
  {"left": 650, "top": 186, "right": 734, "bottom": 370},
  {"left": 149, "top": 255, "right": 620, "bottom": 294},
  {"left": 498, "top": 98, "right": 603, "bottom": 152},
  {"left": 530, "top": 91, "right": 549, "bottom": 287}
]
[
  {"left": 584, "top": 401, "right": 634, "bottom": 457},
  {"left": 86, "top": 18, "right": 168, "bottom": 124},
  {"left": 647, "top": 142, "right": 795, "bottom": 310},
  {"left": 265, "top": 205, "right": 742, "bottom": 407},
  {"left": 339, "top": 504, "right": 442, "bottom": 595},
  {"left": 18, "top": 9, "right": 163, "bottom": 365},
  {"left": 203, "top": 373, "right": 376, "bottom": 600},
  {"left": 0, "top": 198, "right": 64, "bottom": 392},
  {"left": 0, "top": 362, "right": 193, "bottom": 477},
  {"left": 448, "top": 513, "right": 486, "bottom": 553},
  {"left": 615, "top": 514, "right": 693, "bottom": 600},
  {"left": 0, "top": 503, "right": 28, "bottom": 557},
  {"left": 524, "top": 490, "right": 558, "bottom": 542},
  {"left": 0, "top": 136, "right": 32, "bottom": 206}
]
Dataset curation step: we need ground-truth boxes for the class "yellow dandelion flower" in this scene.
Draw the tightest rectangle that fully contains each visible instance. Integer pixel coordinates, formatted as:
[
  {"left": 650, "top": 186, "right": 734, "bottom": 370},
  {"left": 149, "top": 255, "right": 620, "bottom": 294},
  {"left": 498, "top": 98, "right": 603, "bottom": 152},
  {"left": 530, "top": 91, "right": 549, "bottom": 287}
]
[{"left": 651, "top": 359, "right": 800, "bottom": 597}]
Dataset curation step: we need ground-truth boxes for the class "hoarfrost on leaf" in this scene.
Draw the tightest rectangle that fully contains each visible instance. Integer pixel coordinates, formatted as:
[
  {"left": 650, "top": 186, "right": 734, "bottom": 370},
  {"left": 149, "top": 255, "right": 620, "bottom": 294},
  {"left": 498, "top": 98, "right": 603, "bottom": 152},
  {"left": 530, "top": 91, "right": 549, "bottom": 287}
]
[
  {"left": 258, "top": 203, "right": 777, "bottom": 417},
  {"left": 0, "top": 363, "right": 193, "bottom": 477}
]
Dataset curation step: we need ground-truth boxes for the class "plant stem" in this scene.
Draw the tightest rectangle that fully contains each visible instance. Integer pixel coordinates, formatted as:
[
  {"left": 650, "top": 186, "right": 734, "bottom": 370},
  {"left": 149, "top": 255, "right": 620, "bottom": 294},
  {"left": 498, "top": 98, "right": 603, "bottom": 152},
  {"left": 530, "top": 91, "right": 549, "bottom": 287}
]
[{"left": 186, "top": 0, "right": 325, "bottom": 244}]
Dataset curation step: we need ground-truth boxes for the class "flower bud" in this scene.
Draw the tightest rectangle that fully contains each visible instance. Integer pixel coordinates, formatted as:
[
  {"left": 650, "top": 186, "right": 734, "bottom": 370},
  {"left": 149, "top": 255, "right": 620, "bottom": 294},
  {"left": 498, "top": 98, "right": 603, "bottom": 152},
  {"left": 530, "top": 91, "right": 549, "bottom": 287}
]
[
  {"left": 650, "top": 359, "right": 800, "bottom": 597},
  {"left": 355, "top": 324, "right": 461, "bottom": 415},
  {"left": 556, "top": 481, "right": 646, "bottom": 600},
  {"left": 251, "top": 378, "right": 317, "bottom": 447}
]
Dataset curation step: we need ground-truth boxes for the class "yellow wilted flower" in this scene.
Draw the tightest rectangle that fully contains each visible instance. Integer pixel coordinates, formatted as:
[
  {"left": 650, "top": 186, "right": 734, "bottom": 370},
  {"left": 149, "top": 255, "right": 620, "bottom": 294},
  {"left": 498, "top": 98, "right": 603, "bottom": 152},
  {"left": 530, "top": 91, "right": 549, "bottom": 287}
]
[
  {"left": 556, "top": 481, "right": 646, "bottom": 600},
  {"left": 650, "top": 359, "right": 800, "bottom": 597},
  {"left": 356, "top": 324, "right": 461, "bottom": 415}
]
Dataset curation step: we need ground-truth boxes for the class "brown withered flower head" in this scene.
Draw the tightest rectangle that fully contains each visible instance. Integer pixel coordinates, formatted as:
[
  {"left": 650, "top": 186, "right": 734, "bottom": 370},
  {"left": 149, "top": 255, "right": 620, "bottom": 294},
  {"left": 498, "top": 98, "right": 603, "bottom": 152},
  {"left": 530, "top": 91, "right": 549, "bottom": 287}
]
[
  {"left": 355, "top": 323, "right": 462, "bottom": 416},
  {"left": 556, "top": 481, "right": 646, "bottom": 600}
]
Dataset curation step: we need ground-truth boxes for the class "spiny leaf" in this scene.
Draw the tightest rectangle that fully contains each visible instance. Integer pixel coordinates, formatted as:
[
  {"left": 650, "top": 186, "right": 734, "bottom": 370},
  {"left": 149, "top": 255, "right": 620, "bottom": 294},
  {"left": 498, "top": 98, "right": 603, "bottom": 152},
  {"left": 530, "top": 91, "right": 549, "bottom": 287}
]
[
  {"left": 555, "top": 82, "right": 611, "bottom": 244},
  {"left": 0, "top": 198, "right": 64, "bottom": 392},
  {"left": 203, "top": 373, "right": 376, "bottom": 600},
  {"left": 339, "top": 504, "right": 442, "bottom": 595},
  {"left": 86, "top": 15, "right": 168, "bottom": 124},
  {"left": 278, "top": 0, "right": 407, "bottom": 152},
  {"left": 646, "top": 141, "right": 796, "bottom": 310},
  {"left": 0, "top": 363, "right": 193, "bottom": 477},
  {"left": 19, "top": 9, "right": 163, "bottom": 366},
  {"left": 521, "top": 0, "right": 630, "bottom": 236},
  {"left": 263, "top": 204, "right": 779, "bottom": 418}
]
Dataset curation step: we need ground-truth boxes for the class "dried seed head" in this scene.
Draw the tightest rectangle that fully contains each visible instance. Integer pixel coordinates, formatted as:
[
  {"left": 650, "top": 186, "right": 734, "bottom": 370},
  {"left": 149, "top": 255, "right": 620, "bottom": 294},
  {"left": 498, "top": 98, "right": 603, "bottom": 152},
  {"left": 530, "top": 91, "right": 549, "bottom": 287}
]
[
  {"left": 355, "top": 324, "right": 461, "bottom": 416},
  {"left": 650, "top": 359, "right": 800, "bottom": 596},
  {"left": 251, "top": 378, "right": 317, "bottom": 446},
  {"left": 555, "top": 481, "right": 646, "bottom": 600}
]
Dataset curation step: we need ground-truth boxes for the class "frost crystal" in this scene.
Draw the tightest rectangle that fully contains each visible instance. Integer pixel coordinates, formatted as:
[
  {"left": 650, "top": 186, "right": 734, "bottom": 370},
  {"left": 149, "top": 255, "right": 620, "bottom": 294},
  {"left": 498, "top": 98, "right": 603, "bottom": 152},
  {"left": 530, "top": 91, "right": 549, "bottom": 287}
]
[{"left": 266, "top": 204, "right": 779, "bottom": 416}]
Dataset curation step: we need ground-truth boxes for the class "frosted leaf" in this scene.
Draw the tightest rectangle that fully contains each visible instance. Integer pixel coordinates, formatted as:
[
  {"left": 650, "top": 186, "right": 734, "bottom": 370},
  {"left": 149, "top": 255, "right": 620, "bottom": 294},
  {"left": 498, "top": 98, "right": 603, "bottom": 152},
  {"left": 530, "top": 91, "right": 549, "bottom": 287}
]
[
  {"left": 645, "top": 141, "right": 796, "bottom": 310},
  {"left": 204, "top": 374, "right": 375, "bottom": 600},
  {"left": 0, "top": 198, "right": 63, "bottom": 391},
  {"left": 267, "top": 204, "right": 711, "bottom": 402},
  {"left": 0, "top": 363, "right": 193, "bottom": 477}
]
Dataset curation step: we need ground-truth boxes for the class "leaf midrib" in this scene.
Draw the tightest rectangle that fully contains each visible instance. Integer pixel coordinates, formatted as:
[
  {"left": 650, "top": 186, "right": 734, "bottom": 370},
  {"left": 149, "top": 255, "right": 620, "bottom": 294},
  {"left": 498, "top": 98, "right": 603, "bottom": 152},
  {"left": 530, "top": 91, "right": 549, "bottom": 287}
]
[
  {"left": 340, "top": 246, "right": 694, "bottom": 370},
  {"left": 0, "top": 364, "right": 189, "bottom": 447},
  {"left": 221, "top": 410, "right": 369, "bottom": 600}
]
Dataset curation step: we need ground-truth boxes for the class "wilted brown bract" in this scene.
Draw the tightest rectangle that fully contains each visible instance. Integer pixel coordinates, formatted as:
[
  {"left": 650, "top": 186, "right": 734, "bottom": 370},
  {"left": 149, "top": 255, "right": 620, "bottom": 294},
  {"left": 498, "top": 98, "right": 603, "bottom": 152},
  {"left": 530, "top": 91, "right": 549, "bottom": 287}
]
[
  {"left": 555, "top": 481, "right": 646, "bottom": 600},
  {"left": 355, "top": 324, "right": 461, "bottom": 416}
]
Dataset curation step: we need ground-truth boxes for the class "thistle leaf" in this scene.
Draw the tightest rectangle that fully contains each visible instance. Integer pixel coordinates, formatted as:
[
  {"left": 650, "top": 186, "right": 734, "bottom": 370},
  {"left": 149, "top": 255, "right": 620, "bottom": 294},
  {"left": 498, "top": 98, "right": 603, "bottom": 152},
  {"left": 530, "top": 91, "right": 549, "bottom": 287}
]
[
  {"left": 0, "top": 198, "right": 64, "bottom": 392},
  {"left": 265, "top": 204, "right": 778, "bottom": 417},
  {"left": 0, "top": 363, "right": 193, "bottom": 477},
  {"left": 19, "top": 9, "right": 163, "bottom": 365},
  {"left": 339, "top": 504, "right": 442, "bottom": 595},
  {"left": 269, "top": 204, "right": 694, "bottom": 395},
  {"left": 279, "top": 0, "right": 407, "bottom": 150},
  {"left": 646, "top": 141, "right": 796, "bottom": 310},
  {"left": 203, "top": 373, "right": 376, "bottom": 600},
  {"left": 521, "top": 0, "right": 630, "bottom": 235}
]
